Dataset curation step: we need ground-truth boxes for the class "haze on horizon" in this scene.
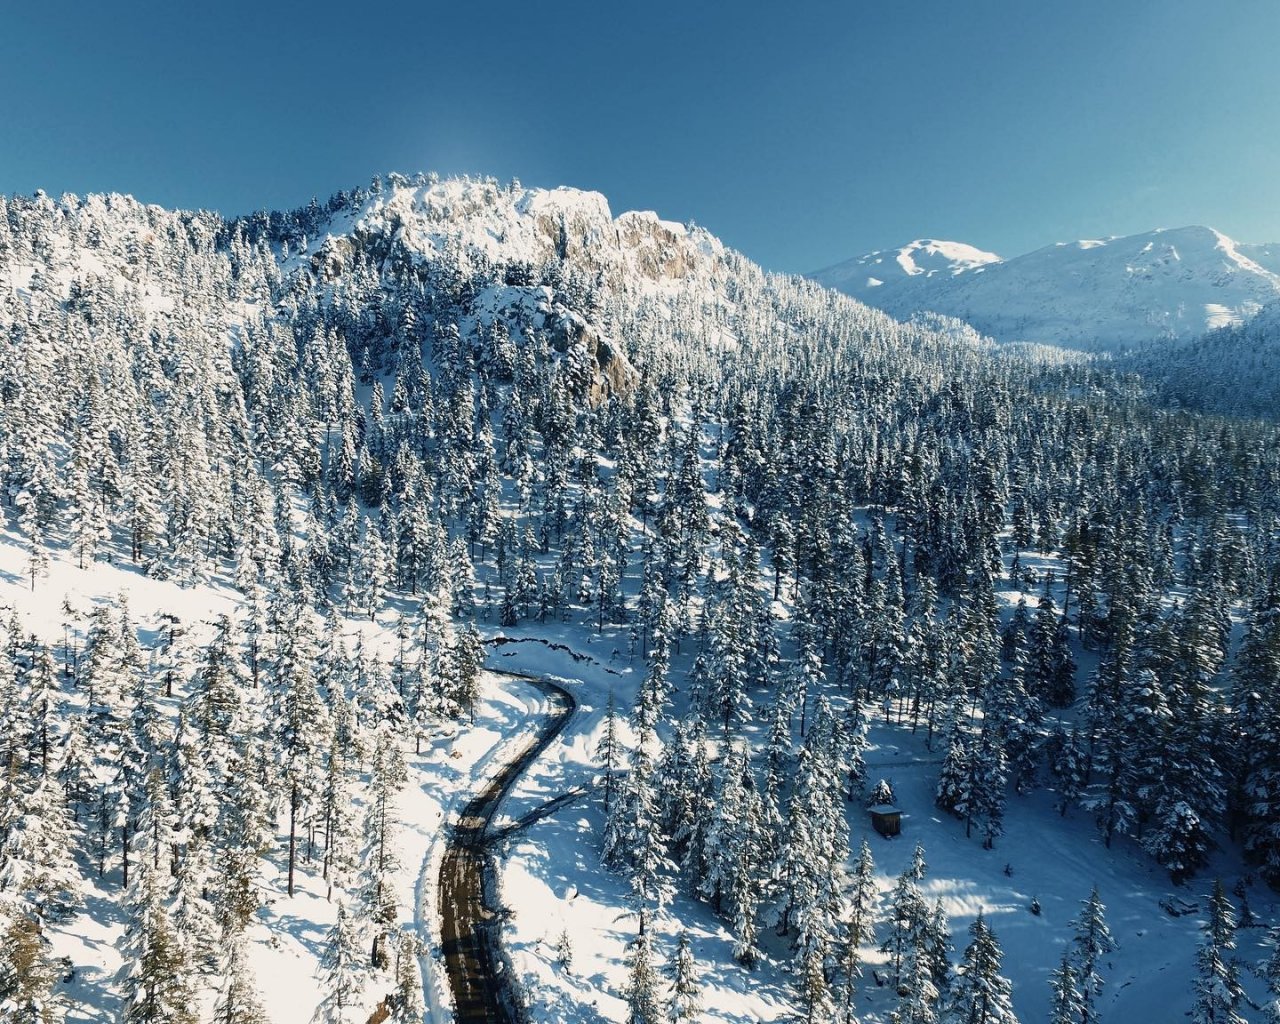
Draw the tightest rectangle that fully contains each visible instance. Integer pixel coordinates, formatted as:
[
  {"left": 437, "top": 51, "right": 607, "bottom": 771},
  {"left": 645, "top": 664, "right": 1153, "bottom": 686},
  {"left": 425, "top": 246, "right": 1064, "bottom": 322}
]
[{"left": 2, "top": 0, "right": 1278, "bottom": 273}]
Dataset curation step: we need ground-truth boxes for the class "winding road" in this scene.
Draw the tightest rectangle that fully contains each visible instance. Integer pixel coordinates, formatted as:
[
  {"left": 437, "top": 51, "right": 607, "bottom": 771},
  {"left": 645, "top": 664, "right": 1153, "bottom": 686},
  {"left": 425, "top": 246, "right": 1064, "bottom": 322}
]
[{"left": 437, "top": 674, "right": 576, "bottom": 1023}]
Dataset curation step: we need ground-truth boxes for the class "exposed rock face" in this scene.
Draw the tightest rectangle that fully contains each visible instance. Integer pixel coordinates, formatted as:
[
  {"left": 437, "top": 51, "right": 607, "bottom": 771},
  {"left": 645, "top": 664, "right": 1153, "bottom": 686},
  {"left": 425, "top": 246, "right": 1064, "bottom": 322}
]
[
  {"left": 594, "top": 335, "right": 636, "bottom": 398},
  {"left": 614, "top": 211, "right": 698, "bottom": 282},
  {"left": 296, "top": 180, "right": 713, "bottom": 402},
  {"left": 310, "top": 235, "right": 353, "bottom": 281},
  {"left": 545, "top": 308, "right": 639, "bottom": 403}
]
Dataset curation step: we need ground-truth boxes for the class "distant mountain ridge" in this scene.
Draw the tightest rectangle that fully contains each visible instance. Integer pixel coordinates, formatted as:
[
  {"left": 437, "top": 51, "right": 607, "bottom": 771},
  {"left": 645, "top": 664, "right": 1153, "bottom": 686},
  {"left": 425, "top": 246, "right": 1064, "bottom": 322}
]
[{"left": 812, "top": 225, "right": 1280, "bottom": 351}]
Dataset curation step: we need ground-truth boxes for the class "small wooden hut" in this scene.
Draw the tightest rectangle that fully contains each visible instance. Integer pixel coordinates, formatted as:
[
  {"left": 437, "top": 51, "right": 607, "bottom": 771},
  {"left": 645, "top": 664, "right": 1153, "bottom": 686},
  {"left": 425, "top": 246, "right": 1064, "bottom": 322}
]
[{"left": 868, "top": 804, "right": 902, "bottom": 838}]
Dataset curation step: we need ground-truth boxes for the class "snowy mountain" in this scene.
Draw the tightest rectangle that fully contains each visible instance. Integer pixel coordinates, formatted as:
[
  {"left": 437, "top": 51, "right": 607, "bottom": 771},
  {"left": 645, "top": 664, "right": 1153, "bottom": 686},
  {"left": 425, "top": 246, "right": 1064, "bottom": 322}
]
[
  {"left": 813, "top": 225, "right": 1280, "bottom": 350},
  {"left": 1240, "top": 240, "right": 1280, "bottom": 277},
  {"left": 1123, "top": 295, "right": 1280, "bottom": 418},
  {"left": 809, "top": 238, "right": 1002, "bottom": 300}
]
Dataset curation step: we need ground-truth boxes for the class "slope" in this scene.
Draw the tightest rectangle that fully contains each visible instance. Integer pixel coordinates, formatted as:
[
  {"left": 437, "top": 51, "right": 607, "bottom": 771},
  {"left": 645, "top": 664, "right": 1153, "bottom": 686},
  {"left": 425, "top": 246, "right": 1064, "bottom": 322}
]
[{"left": 814, "top": 225, "right": 1280, "bottom": 351}]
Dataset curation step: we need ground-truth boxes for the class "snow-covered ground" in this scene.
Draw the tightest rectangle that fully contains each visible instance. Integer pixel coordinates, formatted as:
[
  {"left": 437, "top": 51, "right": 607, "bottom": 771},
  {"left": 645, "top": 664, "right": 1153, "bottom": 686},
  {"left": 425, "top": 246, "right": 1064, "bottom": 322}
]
[
  {"left": 0, "top": 529, "right": 552, "bottom": 1023},
  {"left": 475, "top": 551, "right": 1280, "bottom": 1024},
  {"left": 4, "top": 515, "right": 1277, "bottom": 1024},
  {"left": 491, "top": 659, "right": 1279, "bottom": 1023}
]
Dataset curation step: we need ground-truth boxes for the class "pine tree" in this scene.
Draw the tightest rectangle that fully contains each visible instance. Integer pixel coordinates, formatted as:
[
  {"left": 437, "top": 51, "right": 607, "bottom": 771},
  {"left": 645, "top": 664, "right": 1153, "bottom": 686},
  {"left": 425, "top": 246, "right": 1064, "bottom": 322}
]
[
  {"left": 453, "top": 622, "right": 486, "bottom": 724},
  {"left": 555, "top": 927, "right": 574, "bottom": 971},
  {"left": 0, "top": 909, "right": 65, "bottom": 1024},
  {"left": 320, "top": 730, "right": 362, "bottom": 901},
  {"left": 24, "top": 642, "right": 60, "bottom": 772},
  {"left": 597, "top": 689, "right": 622, "bottom": 814},
  {"left": 635, "top": 632, "right": 672, "bottom": 735},
  {"left": 1072, "top": 888, "right": 1116, "bottom": 1024},
  {"left": 936, "top": 728, "right": 971, "bottom": 820},
  {"left": 772, "top": 701, "right": 849, "bottom": 960},
  {"left": 360, "top": 738, "right": 407, "bottom": 968},
  {"left": 212, "top": 934, "right": 269, "bottom": 1024},
  {"left": 882, "top": 848, "right": 929, "bottom": 995},
  {"left": 1260, "top": 925, "right": 1280, "bottom": 1024},
  {"left": 924, "top": 897, "right": 954, "bottom": 995},
  {"left": 0, "top": 770, "right": 82, "bottom": 923},
  {"left": 1191, "top": 880, "right": 1246, "bottom": 1024},
  {"left": 626, "top": 927, "right": 664, "bottom": 1024},
  {"left": 1030, "top": 588, "right": 1075, "bottom": 708},
  {"left": 838, "top": 840, "right": 877, "bottom": 1022},
  {"left": 313, "top": 901, "right": 367, "bottom": 1024},
  {"left": 666, "top": 930, "right": 702, "bottom": 1023},
  {"left": 868, "top": 778, "right": 896, "bottom": 809},
  {"left": 1234, "top": 601, "right": 1280, "bottom": 886},
  {"left": 969, "top": 728, "right": 1007, "bottom": 849},
  {"left": 117, "top": 853, "right": 198, "bottom": 1024},
  {"left": 389, "top": 929, "right": 426, "bottom": 1024},
  {"left": 169, "top": 715, "right": 221, "bottom": 973},
  {"left": 1047, "top": 725, "right": 1087, "bottom": 816},
  {"left": 894, "top": 906, "right": 942, "bottom": 1024},
  {"left": 943, "top": 912, "right": 1017, "bottom": 1024},
  {"left": 610, "top": 734, "right": 676, "bottom": 928},
  {"left": 17, "top": 483, "right": 50, "bottom": 592},
  {"left": 270, "top": 608, "right": 330, "bottom": 898},
  {"left": 726, "top": 773, "right": 765, "bottom": 969},
  {"left": 1046, "top": 949, "right": 1082, "bottom": 1024}
]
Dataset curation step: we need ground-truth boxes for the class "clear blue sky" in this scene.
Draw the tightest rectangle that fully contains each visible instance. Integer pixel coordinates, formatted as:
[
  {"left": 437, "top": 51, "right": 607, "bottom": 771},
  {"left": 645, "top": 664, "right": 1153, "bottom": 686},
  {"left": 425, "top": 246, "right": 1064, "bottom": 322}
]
[{"left": 2, "top": 1, "right": 1278, "bottom": 272}]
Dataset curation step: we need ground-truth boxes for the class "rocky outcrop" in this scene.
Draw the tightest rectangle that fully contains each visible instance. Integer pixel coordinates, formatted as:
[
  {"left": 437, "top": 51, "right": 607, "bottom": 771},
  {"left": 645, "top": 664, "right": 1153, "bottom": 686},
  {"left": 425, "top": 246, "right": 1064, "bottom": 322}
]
[
  {"left": 615, "top": 211, "right": 697, "bottom": 281},
  {"left": 545, "top": 309, "right": 638, "bottom": 402}
]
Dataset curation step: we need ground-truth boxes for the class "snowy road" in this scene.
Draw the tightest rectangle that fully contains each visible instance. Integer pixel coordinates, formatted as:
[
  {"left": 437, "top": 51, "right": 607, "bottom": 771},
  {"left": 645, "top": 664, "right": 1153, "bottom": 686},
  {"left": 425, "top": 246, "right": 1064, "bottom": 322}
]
[{"left": 437, "top": 675, "right": 576, "bottom": 1023}]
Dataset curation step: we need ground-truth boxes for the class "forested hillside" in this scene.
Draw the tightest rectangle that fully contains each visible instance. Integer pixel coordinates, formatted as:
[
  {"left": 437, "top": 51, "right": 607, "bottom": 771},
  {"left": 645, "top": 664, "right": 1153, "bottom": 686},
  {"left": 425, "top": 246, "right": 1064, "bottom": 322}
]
[{"left": 1, "top": 176, "right": 1278, "bottom": 1023}]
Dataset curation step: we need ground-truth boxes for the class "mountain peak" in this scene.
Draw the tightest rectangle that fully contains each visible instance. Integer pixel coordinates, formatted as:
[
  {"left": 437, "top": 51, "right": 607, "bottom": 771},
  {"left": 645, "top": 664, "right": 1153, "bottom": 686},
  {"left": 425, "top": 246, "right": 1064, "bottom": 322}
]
[
  {"left": 811, "top": 238, "right": 1000, "bottom": 296},
  {"left": 811, "top": 224, "right": 1280, "bottom": 350}
]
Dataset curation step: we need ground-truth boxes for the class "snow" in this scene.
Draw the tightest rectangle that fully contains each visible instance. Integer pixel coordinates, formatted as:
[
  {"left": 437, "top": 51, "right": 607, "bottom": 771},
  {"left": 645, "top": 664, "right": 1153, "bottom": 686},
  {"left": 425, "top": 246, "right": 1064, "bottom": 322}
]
[
  {"left": 0, "top": 528, "right": 566, "bottom": 1024},
  {"left": 468, "top": 584, "right": 1279, "bottom": 1024},
  {"left": 303, "top": 179, "right": 710, "bottom": 305},
  {"left": 3, "top": 472, "right": 1277, "bottom": 1023},
  {"left": 816, "top": 239, "right": 1002, "bottom": 293},
  {"left": 5, "top": 176, "right": 1278, "bottom": 1024},
  {"left": 813, "top": 225, "right": 1280, "bottom": 351}
]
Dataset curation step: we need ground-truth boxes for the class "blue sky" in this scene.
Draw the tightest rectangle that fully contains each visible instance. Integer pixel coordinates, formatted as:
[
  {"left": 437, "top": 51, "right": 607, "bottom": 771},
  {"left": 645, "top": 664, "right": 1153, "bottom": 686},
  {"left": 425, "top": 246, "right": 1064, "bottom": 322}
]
[{"left": 2, "top": 1, "right": 1278, "bottom": 272}]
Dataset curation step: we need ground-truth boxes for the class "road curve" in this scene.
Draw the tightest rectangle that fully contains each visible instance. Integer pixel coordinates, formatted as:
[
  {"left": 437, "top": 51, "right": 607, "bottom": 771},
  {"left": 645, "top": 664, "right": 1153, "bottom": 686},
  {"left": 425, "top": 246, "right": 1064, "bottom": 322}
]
[{"left": 437, "top": 674, "right": 576, "bottom": 1023}]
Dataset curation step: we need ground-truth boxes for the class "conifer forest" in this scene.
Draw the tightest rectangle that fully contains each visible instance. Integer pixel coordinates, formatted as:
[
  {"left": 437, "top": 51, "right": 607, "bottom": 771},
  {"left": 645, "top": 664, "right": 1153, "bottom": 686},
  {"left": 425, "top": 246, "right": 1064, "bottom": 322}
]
[{"left": 0, "top": 177, "right": 1278, "bottom": 1024}]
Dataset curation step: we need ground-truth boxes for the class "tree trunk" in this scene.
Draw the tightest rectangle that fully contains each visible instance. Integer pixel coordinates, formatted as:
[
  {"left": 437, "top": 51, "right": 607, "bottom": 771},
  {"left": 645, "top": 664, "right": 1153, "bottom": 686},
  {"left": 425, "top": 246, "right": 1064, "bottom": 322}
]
[{"left": 287, "top": 784, "right": 298, "bottom": 897}]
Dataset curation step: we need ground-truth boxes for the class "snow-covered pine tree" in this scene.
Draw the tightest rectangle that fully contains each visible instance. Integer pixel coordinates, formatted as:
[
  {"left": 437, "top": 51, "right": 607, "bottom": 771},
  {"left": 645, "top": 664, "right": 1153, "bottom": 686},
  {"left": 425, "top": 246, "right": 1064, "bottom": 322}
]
[
  {"left": 838, "top": 840, "right": 877, "bottom": 1021},
  {"left": 1046, "top": 724, "right": 1087, "bottom": 817},
  {"left": 943, "top": 911, "right": 1017, "bottom": 1024},
  {"left": 212, "top": 933, "right": 269, "bottom": 1024},
  {"left": 1072, "top": 887, "right": 1116, "bottom": 1024},
  {"left": 117, "top": 846, "right": 198, "bottom": 1024},
  {"left": 269, "top": 606, "right": 330, "bottom": 898},
  {"left": 0, "top": 908, "right": 65, "bottom": 1024},
  {"left": 0, "top": 769, "right": 82, "bottom": 923},
  {"left": 969, "top": 727, "right": 1008, "bottom": 849},
  {"left": 389, "top": 929, "right": 426, "bottom": 1023},
  {"left": 665, "top": 930, "right": 702, "bottom": 1023},
  {"left": 881, "top": 847, "right": 929, "bottom": 995},
  {"left": 626, "top": 927, "right": 664, "bottom": 1024},
  {"left": 312, "top": 900, "right": 367, "bottom": 1024},
  {"left": 1191, "top": 880, "right": 1246, "bottom": 1024},
  {"left": 1260, "top": 925, "right": 1280, "bottom": 1024},
  {"left": 936, "top": 728, "right": 971, "bottom": 820},
  {"left": 1233, "top": 598, "right": 1280, "bottom": 886},
  {"left": 1046, "top": 948, "right": 1083, "bottom": 1024},
  {"left": 359, "top": 736, "right": 407, "bottom": 967},
  {"left": 597, "top": 689, "right": 622, "bottom": 814}
]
